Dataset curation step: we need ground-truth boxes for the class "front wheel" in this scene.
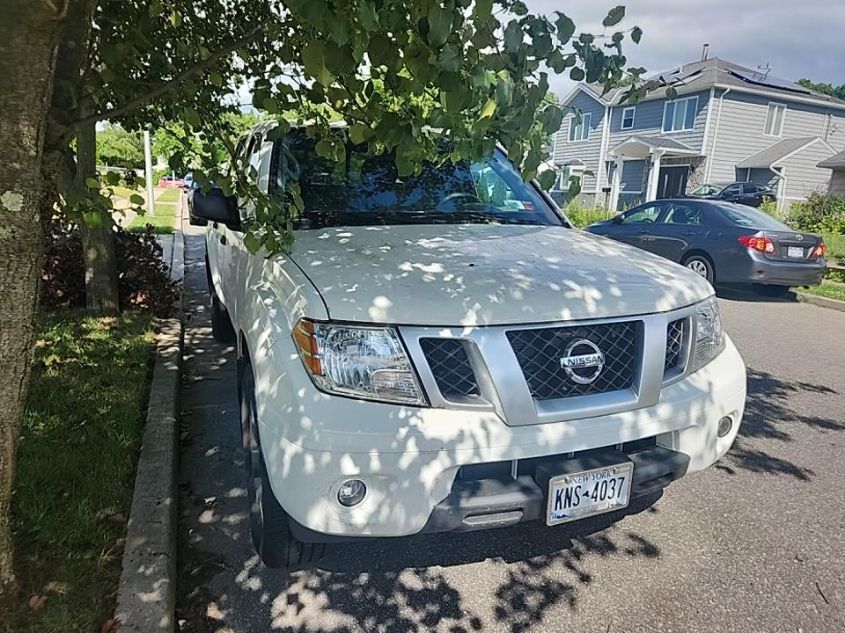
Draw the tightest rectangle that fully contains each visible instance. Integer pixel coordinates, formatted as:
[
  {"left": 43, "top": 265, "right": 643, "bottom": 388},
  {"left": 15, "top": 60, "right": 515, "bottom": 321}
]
[
  {"left": 241, "top": 363, "right": 325, "bottom": 568},
  {"left": 682, "top": 254, "right": 715, "bottom": 284}
]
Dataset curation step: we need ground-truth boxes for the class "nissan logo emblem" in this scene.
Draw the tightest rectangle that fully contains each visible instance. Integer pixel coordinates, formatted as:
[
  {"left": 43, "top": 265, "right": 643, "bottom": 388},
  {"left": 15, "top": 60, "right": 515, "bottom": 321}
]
[{"left": 560, "top": 339, "right": 605, "bottom": 385}]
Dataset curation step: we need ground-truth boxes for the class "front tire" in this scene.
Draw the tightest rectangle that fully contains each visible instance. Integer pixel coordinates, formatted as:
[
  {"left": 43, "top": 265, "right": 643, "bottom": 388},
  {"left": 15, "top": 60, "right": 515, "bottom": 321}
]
[
  {"left": 682, "top": 254, "right": 715, "bottom": 284},
  {"left": 205, "top": 256, "right": 236, "bottom": 344},
  {"left": 240, "top": 362, "right": 325, "bottom": 568}
]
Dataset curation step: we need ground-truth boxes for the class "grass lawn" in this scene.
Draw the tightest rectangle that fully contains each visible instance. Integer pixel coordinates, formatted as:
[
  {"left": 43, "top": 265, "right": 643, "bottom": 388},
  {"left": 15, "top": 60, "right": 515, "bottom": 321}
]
[
  {"left": 7, "top": 312, "right": 156, "bottom": 633},
  {"left": 155, "top": 187, "right": 182, "bottom": 204},
  {"left": 801, "top": 280, "right": 845, "bottom": 303},
  {"left": 127, "top": 203, "right": 178, "bottom": 234}
]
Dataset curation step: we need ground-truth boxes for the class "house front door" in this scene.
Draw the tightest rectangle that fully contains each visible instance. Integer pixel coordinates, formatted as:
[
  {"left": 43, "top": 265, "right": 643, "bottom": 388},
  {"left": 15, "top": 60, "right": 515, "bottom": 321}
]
[{"left": 656, "top": 166, "right": 689, "bottom": 198}]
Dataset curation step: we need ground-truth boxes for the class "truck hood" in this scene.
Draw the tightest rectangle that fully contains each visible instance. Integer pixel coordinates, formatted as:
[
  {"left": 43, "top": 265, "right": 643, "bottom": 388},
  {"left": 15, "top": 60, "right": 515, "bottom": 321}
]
[{"left": 287, "top": 224, "right": 713, "bottom": 326}]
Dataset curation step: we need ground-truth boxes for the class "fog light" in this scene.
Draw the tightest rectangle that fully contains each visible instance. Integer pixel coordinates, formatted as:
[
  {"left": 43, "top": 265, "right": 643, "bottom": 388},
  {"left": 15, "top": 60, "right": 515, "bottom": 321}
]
[
  {"left": 717, "top": 416, "right": 733, "bottom": 438},
  {"left": 337, "top": 479, "right": 366, "bottom": 507}
]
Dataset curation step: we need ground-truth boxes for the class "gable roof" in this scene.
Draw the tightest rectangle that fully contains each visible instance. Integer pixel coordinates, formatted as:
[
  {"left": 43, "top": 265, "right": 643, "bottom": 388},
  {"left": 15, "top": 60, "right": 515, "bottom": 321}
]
[
  {"left": 610, "top": 134, "right": 697, "bottom": 157},
  {"left": 566, "top": 57, "right": 845, "bottom": 111},
  {"left": 818, "top": 150, "right": 845, "bottom": 169},
  {"left": 736, "top": 137, "right": 835, "bottom": 169}
]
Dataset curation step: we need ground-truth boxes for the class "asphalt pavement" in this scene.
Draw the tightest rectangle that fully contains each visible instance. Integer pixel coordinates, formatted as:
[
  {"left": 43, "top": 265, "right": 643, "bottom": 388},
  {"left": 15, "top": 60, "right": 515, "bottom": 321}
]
[{"left": 176, "top": 227, "right": 845, "bottom": 633}]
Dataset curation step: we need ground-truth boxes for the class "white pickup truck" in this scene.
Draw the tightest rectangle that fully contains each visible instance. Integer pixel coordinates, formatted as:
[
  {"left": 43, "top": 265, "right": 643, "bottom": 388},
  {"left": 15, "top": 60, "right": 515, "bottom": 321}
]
[{"left": 195, "top": 123, "right": 747, "bottom": 568}]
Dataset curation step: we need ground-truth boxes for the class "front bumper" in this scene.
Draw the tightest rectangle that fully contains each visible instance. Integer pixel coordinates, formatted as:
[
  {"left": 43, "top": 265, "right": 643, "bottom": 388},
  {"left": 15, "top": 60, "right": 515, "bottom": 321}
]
[{"left": 254, "top": 334, "right": 746, "bottom": 539}]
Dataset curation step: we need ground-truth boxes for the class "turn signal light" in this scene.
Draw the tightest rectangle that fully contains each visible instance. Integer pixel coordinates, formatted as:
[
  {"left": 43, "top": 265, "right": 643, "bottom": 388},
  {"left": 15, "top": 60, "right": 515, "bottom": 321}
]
[
  {"left": 292, "top": 319, "right": 323, "bottom": 376},
  {"left": 738, "top": 235, "right": 774, "bottom": 253},
  {"left": 813, "top": 242, "right": 826, "bottom": 258}
]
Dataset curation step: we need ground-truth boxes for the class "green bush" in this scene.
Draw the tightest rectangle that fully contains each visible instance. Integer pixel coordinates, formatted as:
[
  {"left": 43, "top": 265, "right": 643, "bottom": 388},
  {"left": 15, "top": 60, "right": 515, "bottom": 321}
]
[
  {"left": 787, "top": 192, "right": 845, "bottom": 234},
  {"left": 564, "top": 202, "right": 615, "bottom": 228}
]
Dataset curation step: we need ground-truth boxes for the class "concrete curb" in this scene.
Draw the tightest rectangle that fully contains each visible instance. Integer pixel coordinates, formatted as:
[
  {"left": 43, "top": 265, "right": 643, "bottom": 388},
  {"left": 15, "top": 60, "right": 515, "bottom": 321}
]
[
  {"left": 114, "top": 218, "right": 186, "bottom": 631},
  {"left": 796, "top": 290, "right": 845, "bottom": 313}
]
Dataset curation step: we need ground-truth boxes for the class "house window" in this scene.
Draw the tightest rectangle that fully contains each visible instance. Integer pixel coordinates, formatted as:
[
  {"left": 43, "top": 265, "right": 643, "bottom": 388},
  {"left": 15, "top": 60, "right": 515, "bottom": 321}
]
[
  {"left": 662, "top": 96, "right": 698, "bottom": 132},
  {"left": 621, "top": 106, "right": 636, "bottom": 130},
  {"left": 557, "top": 164, "right": 585, "bottom": 190},
  {"left": 568, "top": 112, "right": 592, "bottom": 142},
  {"left": 764, "top": 103, "right": 786, "bottom": 136}
]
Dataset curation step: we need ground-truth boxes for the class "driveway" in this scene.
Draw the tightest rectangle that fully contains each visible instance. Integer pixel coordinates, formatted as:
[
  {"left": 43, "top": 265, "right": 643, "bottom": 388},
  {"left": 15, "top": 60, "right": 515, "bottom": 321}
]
[{"left": 177, "top": 227, "right": 845, "bottom": 633}]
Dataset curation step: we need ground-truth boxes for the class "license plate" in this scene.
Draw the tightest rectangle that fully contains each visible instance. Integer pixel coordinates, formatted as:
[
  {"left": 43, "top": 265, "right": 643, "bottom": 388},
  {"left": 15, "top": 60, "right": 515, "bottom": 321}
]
[
  {"left": 546, "top": 463, "right": 633, "bottom": 526},
  {"left": 787, "top": 246, "right": 804, "bottom": 258}
]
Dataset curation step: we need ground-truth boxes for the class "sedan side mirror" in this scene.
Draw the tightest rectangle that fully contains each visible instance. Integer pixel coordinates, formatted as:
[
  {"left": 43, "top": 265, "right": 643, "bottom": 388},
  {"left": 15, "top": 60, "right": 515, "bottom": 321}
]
[
  {"left": 192, "top": 188, "right": 240, "bottom": 230},
  {"left": 611, "top": 214, "right": 624, "bottom": 224}
]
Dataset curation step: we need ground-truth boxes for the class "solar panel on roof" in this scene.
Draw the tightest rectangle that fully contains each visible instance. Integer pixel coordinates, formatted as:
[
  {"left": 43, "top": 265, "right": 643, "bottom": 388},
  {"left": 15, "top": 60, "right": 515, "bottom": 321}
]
[{"left": 728, "top": 69, "right": 812, "bottom": 95}]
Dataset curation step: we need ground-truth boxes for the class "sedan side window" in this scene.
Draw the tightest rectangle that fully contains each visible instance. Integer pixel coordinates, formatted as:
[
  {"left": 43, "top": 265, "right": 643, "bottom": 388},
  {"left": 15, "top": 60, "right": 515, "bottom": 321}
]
[
  {"left": 621, "top": 204, "right": 663, "bottom": 224},
  {"left": 663, "top": 204, "right": 702, "bottom": 225},
  {"left": 722, "top": 184, "right": 742, "bottom": 196}
]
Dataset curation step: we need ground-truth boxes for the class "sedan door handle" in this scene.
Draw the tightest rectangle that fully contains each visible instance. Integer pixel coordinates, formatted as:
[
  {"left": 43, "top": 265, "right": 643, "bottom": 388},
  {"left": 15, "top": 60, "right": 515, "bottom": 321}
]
[
  {"left": 219, "top": 233, "right": 227, "bottom": 245},
  {"left": 683, "top": 230, "right": 697, "bottom": 236}
]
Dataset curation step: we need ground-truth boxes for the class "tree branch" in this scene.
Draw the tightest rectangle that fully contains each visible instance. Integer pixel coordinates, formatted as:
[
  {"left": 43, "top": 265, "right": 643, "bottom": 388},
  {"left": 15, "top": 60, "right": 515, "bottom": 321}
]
[{"left": 72, "top": 23, "right": 267, "bottom": 128}]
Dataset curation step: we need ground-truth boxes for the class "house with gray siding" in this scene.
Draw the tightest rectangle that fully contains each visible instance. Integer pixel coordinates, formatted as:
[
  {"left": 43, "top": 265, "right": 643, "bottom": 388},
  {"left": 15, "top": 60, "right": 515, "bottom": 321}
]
[{"left": 551, "top": 57, "right": 845, "bottom": 211}]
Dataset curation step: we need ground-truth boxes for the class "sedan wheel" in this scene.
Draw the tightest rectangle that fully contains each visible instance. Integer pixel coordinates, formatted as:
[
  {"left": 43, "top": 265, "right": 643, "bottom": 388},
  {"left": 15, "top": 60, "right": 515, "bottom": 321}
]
[{"left": 683, "top": 255, "right": 714, "bottom": 284}]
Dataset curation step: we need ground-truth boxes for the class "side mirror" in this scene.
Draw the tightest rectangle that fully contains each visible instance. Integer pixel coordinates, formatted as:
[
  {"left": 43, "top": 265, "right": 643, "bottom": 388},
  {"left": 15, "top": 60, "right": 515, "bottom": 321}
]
[
  {"left": 611, "top": 214, "right": 624, "bottom": 224},
  {"left": 192, "top": 188, "right": 240, "bottom": 230}
]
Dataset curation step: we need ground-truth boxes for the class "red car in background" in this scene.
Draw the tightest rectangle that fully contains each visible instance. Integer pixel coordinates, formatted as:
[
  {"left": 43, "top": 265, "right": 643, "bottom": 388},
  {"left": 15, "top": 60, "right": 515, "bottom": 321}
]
[{"left": 158, "top": 175, "right": 184, "bottom": 188}]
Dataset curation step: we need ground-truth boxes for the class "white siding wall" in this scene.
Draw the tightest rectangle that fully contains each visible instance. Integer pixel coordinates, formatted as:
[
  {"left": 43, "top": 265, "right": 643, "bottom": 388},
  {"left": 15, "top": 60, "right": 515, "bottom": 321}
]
[
  {"left": 553, "top": 90, "right": 607, "bottom": 193},
  {"left": 781, "top": 141, "right": 836, "bottom": 199},
  {"left": 829, "top": 171, "right": 845, "bottom": 194},
  {"left": 708, "top": 90, "right": 845, "bottom": 184}
]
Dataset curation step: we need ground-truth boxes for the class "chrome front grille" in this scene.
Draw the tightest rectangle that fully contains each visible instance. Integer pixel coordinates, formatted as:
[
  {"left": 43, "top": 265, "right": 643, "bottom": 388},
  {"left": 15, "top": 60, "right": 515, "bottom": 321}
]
[
  {"left": 419, "top": 338, "right": 480, "bottom": 400},
  {"left": 506, "top": 321, "right": 642, "bottom": 401},
  {"left": 664, "top": 318, "right": 686, "bottom": 373}
]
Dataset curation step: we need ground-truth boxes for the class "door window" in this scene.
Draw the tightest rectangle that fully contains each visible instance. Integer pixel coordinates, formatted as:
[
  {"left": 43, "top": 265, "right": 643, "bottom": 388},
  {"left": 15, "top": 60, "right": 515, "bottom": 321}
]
[
  {"left": 721, "top": 184, "right": 742, "bottom": 196},
  {"left": 621, "top": 204, "right": 664, "bottom": 224},
  {"left": 663, "top": 204, "right": 702, "bottom": 225}
]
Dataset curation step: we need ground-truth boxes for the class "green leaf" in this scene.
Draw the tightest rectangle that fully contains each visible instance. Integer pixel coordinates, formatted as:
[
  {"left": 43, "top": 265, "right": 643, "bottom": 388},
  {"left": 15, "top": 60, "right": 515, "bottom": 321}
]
[
  {"left": 570, "top": 67, "right": 585, "bottom": 81},
  {"left": 631, "top": 26, "right": 642, "bottom": 44},
  {"left": 104, "top": 171, "right": 120, "bottom": 186},
  {"left": 602, "top": 6, "right": 625, "bottom": 27},
  {"left": 504, "top": 20, "right": 522, "bottom": 53},
  {"left": 479, "top": 98, "right": 497, "bottom": 120},
  {"left": 540, "top": 105, "right": 564, "bottom": 134},
  {"left": 314, "top": 138, "right": 336, "bottom": 158},
  {"left": 210, "top": 72, "right": 223, "bottom": 87},
  {"left": 554, "top": 12, "right": 575, "bottom": 43},
  {"left": 129, "top": 193, "right": 145, "bottom": 205},
  {"left": 537, "top": 170, "right": 556, "bottom": 190},
  {"left": 511, "top": 0, "right": 528, "bottom": 16},
  {"left": 328, "top": 15, "right": 351, "bottom": 44},
  {"left": 302, "top": 41, "right": 334, "bottom": 86},
  {"left": 85, "top": 177, "right": 100, "bottom": 189},
  {"left": 438, "top": 43, "right": 463, "bottom": 72},
  {"left": 666, "top": 85, "right": 678, "bottom": 99},
  {"left": 348, "top": 124, "right": 369, "bottom": 144},
  {"left": 495, "top": 74, "right": 514, "bottom": 107},
  {"left": 183, "top": 108, "right": 201, "bottom": 129},
  {"left": 82, "top": 211, "right": 103, "bottom": 227},
  {"left": 426, "top": 7, "right": 453, "bottom": 48},
  {"left": 358, "top": 0, "right": 378, "bottom": 31},
  {"left": 474, "top": 0, "right": 492, "bottom": 21},
  {"left": 368, "top": 34, "right": 394, "bottom": 67}
]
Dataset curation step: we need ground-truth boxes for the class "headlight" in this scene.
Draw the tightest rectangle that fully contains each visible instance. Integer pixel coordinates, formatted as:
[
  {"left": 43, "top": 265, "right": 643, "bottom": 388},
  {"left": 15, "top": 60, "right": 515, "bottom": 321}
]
[
  {"left": 691, "top": 296, "right": 724, "bottom": 373},
  {"left": 293, "top": 319, "right": 426, "bottom": 405}
]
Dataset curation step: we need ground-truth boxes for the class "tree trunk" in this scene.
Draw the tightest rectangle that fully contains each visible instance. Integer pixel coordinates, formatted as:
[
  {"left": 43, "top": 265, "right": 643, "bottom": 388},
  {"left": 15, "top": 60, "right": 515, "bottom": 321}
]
[
  {"left": 77, "top": 114, "right": 120, "bottom": 314},
  {"left": 0, "top": 0, "right": 64, "bottom": 609}
]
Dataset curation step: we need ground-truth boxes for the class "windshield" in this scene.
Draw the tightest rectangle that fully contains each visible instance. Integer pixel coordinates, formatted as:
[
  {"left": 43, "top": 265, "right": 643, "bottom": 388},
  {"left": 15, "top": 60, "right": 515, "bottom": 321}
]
[
  {"left": 716, "top": 203, "right": 794, "bottom": 231},
  {"left": 274, "top": 133, "right": 563, "bottom": 228},
  {"left": 691, "top": 184, "right": 722, "bottom": 196}
]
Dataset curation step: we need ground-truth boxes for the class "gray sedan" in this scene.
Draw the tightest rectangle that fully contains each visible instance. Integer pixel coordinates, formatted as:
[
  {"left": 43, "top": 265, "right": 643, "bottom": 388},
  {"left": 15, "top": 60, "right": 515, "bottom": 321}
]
[{"left": 586, "top": 199, "right": 826, "bottom": 295}]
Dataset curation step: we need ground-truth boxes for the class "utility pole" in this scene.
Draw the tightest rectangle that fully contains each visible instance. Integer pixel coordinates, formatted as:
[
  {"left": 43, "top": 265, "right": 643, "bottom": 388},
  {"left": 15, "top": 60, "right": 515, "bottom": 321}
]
[{"left": 143, "top": 129, "right": 155, "bottom": 216}]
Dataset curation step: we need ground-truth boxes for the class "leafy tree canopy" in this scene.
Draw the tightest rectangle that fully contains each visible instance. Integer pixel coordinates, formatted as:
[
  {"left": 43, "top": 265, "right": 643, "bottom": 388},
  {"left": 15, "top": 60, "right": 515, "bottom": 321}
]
[
  {"left": 96, "top": 125, "right": 143, "bottom": 169},
  {"left": 70, "top": 1, "right": 653, "bottom": 253},
  {"left": 798, "top": 78, "right": 845, "bottom": 101}
]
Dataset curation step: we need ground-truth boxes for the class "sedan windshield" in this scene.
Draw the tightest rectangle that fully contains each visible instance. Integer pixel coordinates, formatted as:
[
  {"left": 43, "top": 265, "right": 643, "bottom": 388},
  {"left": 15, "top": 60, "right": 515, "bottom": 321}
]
[
  {"left": 275, "top": 134, "right": 563, "bottom": 228},
  {"left": 716, "top": 203, "right": 793, "bottom": 231}
]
